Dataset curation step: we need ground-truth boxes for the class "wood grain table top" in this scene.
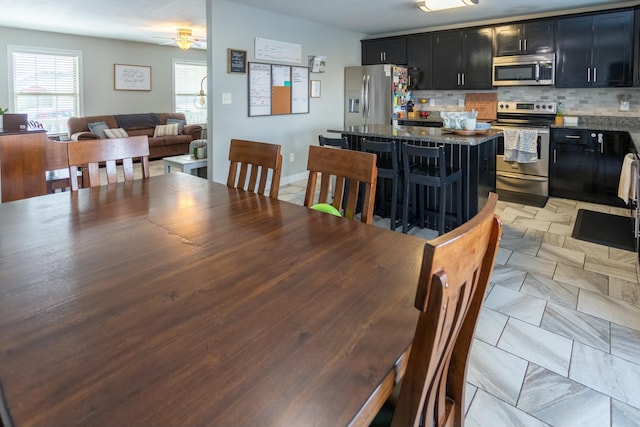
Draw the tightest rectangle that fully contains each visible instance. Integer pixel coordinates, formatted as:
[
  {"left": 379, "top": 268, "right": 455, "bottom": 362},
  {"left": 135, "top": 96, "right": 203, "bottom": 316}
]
[{"left": 0, "top": 173, "right": 425, "bottom": 427}]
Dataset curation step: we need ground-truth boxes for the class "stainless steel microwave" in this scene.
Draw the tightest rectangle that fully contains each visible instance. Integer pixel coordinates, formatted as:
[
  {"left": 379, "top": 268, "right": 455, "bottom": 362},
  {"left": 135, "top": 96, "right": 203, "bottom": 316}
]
[{"left": 492, "top": 53, "right": 555, "bottom": 86}]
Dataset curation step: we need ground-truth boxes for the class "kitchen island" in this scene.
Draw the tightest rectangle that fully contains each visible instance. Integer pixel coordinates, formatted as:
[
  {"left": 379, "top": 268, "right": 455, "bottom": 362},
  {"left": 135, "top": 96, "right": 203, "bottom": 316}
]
[{"left": 328, "top": 124, "right": 499, "bottom": 228}]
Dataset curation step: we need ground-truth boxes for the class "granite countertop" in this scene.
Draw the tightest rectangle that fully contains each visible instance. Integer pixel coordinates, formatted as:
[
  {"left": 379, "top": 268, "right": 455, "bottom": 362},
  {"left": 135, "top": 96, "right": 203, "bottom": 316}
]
[
  {"left": 328, "top": 124, "right": 500, "bottom": 146},
  {"left": 551, "top": 115, "right": 640, "bottom": 152}
]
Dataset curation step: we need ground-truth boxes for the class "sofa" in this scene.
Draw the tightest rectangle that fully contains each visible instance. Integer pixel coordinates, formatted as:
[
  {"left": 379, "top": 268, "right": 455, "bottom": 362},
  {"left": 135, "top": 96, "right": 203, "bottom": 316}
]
[{"left": 67, "top": 113, "right": 202, "bottom": 159}]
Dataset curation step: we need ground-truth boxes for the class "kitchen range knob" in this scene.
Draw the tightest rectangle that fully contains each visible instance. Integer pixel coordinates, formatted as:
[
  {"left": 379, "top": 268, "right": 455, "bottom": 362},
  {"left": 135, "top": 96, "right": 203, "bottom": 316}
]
[{"left": 499, "top": 104, "right": 504, "bottom": 109}]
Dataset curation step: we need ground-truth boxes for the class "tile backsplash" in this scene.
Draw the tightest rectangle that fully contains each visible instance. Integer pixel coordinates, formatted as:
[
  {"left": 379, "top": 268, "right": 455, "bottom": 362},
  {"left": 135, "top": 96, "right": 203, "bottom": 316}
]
[{"left": 413, "top": 87, "right": 640, "bottom": 117}]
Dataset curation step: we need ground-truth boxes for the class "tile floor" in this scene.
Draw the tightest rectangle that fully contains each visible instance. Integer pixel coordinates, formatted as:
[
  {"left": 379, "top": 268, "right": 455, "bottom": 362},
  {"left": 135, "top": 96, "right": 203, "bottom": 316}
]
[
  {"left": 159, "top": 162, "right": 640, "bottom": 427},
  {"left": 278, "top": 176, "right": 640, "bottom": 427}
]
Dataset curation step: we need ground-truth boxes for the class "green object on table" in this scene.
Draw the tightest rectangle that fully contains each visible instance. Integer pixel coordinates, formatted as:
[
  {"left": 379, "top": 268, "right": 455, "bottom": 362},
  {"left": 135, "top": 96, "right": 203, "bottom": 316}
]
[{"left": 310, "top": 203, "right": 342, "bottom": 217}]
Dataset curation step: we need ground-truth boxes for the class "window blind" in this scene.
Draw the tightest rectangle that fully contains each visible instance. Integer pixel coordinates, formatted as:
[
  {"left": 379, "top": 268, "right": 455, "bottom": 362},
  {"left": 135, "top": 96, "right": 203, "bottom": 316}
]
[
  {"left": 10, "top": 47, "right": 81, "bottom": 135},
  {"left": 174, "top": 60, "right": 207, "bottom": 125}
]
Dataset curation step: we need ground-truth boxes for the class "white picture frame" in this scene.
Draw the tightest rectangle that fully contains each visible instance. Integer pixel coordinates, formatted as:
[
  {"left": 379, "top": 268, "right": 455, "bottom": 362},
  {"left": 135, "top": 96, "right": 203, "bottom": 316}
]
[{"left": 114, "top": 64, "right": 152, "bottom": 91}]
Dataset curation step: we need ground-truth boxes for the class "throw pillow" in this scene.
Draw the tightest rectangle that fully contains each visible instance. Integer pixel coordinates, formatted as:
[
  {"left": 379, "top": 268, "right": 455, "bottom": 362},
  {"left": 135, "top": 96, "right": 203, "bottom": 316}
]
[
  {"left": 103, "top": 128, "right": 129, "bottom": 139},
  {"left": 88, "top": 121, "right": 109, "bottom": 139},
  {"left": 153, "top": 123, "right": 179, "bottom": 137},
  {"left": 166, "top": 118, "right": 187, "bottom": 134}
]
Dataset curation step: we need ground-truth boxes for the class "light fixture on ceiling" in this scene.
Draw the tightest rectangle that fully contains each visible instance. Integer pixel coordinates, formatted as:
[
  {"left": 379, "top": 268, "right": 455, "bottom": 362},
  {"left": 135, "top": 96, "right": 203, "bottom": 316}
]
[
  {"left": 175, "top": 28, "right": 195, "bottom": 50},
  {"left": 419, "top": 0, "right": 478, "bottom": 12}
]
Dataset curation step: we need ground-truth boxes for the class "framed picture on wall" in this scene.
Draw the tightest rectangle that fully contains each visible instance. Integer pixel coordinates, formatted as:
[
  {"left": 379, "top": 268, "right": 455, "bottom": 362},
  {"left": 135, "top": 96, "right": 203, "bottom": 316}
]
[
  {"left": 228, "top": 49, "right": 247, "bottom": 74},
  {"left": 114, "top": 64, "right": 152, "bottom": 91}
]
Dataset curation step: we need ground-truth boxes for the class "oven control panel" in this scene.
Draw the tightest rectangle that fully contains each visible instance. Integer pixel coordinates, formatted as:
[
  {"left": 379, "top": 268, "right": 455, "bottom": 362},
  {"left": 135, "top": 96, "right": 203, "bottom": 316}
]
[{"left": 497, "top": 101, "right": 557, "bottom": 115}]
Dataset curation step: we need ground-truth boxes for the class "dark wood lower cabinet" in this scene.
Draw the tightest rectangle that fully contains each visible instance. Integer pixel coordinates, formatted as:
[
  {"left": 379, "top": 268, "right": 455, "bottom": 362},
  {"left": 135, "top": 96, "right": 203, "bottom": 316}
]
[{"left": 550, "top": 128, "right": 631, "bottom": 207}]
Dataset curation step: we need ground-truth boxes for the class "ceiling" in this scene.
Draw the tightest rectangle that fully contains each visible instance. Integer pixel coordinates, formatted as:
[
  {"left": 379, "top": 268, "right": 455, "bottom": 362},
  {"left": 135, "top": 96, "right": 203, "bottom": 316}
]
[{"left": 0, "top": 0, "right": 639, "bottom": 49}]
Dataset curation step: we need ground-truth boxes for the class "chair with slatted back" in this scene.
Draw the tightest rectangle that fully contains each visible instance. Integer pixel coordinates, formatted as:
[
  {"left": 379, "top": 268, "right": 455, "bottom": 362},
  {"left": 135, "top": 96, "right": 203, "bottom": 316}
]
[
  {"left": 304, "top": 145, "right": 377, "bottom": 224},
  {"left": 402, "top": 144, "right": 462, "bottom": 236},
  {"left": 44, "top": 139, "right": 86, "bottom": 193},
  {"left": 318, "top": 135, "right": 349, "bottom": 149},
  {"left": 371, "top": 193, "right": 502, "bottom": 427},
  {"left": 227, "top": 139, "right": 283, "bottom": 199},
  {"left": 362, "top": 139, "right": 402, "bottom": 230},
  {"left": 67, "top": 136, "right": 150, "bottom": 190}
]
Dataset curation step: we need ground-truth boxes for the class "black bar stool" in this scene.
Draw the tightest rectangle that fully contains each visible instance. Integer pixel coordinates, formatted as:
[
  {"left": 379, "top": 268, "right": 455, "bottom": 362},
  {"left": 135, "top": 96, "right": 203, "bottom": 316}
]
[
  {"left": 402, "top": 143, "right": 462, "bottom": 235},
  {"left": 318, "top": 135, "right": 349, "bottom": 149},
  {"left": 362, "top": 139, "right": 402, "bottom": 230},
  {"left": 318, "top": 135, "right": 350, "bottom": 209}
]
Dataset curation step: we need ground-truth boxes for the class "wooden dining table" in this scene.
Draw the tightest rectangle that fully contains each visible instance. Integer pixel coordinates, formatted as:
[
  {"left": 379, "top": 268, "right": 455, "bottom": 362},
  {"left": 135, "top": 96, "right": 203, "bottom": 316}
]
[{"left": 0, "top": 173, "right": 426, "bottom": 427}]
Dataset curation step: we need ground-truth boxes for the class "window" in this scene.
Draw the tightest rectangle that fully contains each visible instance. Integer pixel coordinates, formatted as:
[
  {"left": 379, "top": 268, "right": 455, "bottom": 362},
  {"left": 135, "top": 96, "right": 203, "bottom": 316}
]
[
  {"left": 174, "top": 60, "right": 207, "bottom": 124},
  {"left": 9, "top": 46, "right": 82, "bottom": 135}
]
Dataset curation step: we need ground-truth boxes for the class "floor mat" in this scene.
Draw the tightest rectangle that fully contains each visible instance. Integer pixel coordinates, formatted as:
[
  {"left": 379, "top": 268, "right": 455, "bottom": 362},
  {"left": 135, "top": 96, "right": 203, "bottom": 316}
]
[
  {"left": 497, "top": 190, "right": 548, "bottom": 208},
  {"left": 572, "top": 209, "right": 636, "bottom": 252}
]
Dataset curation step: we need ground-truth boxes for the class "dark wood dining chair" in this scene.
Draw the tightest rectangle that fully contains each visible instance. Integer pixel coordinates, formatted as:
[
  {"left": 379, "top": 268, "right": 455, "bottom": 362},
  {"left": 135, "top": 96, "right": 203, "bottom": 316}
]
[
  {"left": 304, "top": 145, "right": 377, "bottom": 224},
  {"left": 0, "top": 132, "right": 49, "bottom": 202},
  {"left": 373, "top": 192, "right": 502, "bottom": 427},
  {"left": 227, "top": 139, "right": 283, "bottom": 199},
  {"left": 44, "top": 139, "right": 86, "bottom": 193},
  {"left": 66, "top": 136, "right": 150, "bottom": 190}
]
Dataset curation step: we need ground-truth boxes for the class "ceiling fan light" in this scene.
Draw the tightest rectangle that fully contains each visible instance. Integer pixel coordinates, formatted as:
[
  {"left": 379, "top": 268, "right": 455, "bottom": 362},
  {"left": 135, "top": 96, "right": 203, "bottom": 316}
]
[
  {"left": 420, "top": 0, "right": 478, "bottom": 12},
  {"left": 175, "top": 28, "right": 194, "bottom": 49},
  {"left": 176, "top": 38, "right": 193, "bottom": 49}
]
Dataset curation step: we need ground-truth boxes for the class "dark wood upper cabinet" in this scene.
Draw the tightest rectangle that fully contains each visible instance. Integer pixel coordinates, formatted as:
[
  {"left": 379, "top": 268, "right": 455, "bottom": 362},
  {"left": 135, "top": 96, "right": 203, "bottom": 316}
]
[
  {"left": 362, "top": 38, "right": 407, "bottom": 65},
  {"left": 635, "top": 8, "right": 640, "bottom": 87},
  {"left": 406, "top": 34, "right": 433, "bottom": 90},
  {"left": 433, "top": 28, "right": 493, "bottom": 90},
  {"left": 494, "top": 20, "right": 555, "bottom": 56},
  {"left": 556, "top": 10, "right": 633, "bottom": 88}
]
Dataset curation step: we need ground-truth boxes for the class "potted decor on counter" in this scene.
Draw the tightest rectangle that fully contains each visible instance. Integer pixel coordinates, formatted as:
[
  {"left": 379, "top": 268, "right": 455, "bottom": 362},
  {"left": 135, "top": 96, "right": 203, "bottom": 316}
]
[{"left": 0, "top": 107, "right": 7, "bottom": 132}]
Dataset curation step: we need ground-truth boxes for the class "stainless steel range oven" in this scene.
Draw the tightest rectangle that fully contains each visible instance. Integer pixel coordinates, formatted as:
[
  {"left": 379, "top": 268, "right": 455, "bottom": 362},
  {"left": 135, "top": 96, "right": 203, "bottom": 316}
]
[{"left": 492, "top": 101, "right": 556, "bottom": 204}]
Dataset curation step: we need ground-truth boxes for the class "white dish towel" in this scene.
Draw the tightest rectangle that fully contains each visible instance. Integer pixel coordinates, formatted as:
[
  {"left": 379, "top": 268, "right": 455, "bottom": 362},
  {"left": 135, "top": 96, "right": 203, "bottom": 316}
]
[
  {"left": 503, "top": 128, "right": 518, "bottom": 162},
  {"left": 618, "top": 153, "right": 637, "bottom": 204},
  {"left": 502, "top": 128, "right": 538, "bottom": 163}
]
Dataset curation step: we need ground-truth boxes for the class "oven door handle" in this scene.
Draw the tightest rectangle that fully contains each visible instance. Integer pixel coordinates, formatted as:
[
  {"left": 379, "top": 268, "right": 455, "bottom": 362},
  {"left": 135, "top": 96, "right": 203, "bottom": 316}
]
[{"left": 497, "top": 171, "right": 548, "bottom": 182}]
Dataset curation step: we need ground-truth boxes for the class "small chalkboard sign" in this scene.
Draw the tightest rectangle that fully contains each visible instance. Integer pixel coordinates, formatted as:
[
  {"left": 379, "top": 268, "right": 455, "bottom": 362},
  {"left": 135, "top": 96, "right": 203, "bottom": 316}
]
[{"left": 228, "top": 49, "right": 247, "bottom": 74}]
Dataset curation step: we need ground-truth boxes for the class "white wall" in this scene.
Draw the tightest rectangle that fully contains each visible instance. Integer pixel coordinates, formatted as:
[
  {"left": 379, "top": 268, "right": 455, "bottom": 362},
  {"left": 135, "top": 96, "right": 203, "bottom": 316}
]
[
  {"left": 0, "top": 27, "right": 206, "bottom": 116},
  {"left": 208, "top": 0, "right": 364, "bottom": 184}
]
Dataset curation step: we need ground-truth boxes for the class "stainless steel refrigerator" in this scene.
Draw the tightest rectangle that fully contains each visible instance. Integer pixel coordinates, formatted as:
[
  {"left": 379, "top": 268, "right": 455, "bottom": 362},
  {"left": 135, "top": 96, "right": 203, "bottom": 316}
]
[{"left": 344, "top": 64, "right": 409, "bottom": 127}]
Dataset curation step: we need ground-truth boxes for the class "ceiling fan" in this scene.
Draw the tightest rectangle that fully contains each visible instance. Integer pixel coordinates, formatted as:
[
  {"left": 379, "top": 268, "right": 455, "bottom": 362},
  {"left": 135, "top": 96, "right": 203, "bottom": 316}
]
[{"left": 156, "top": 28, "right": 205, "bottom": 50}]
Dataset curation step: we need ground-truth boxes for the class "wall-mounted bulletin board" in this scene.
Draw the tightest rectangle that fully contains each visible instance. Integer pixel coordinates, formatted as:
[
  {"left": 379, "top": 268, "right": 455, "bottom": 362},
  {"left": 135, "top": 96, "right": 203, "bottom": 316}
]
[{"left": 248, "top": 62, "right": 309, "bottom": 117}]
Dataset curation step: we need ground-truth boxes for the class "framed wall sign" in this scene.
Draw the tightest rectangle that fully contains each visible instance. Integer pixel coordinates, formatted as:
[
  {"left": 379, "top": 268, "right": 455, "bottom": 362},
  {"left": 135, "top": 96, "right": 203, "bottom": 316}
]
[
  {"left": 114, "top": 64, "right": 151, "bottom": 91},
  {"left": 228, "top": 49, "right": 247, "bottom": 74}
]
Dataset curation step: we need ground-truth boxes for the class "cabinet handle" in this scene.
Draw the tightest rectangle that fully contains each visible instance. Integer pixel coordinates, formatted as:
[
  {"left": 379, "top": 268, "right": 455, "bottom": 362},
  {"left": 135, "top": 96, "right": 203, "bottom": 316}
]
[
  {"left": 553, "top": 149, "right": 556, "bottom": 163},
  {"left": 593, "top": 67, "right": 597, "bottom": 83},
  {"left": 380, "top": 52, "right": 383, "bottom": 62},
  {"left": 587, "top": 68, "right": 591, "bottom": 83},
  {"left": 598, "top": 133, "right": 603, "bottom": 154},
  {"left": 461, "top": 73, "right": 465, "bottom": 86},
  {"left": 564, "top": 135, "right": 581, "bottom": 139},
  {"left": 524, "top": 39, "right": 527, "bottom": 51},
  {"left": 457, "top": 73, "right": 461, "bottom": 86},
  {"left": 519, "top": 39, "right": 522, "bottom": 51}
]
